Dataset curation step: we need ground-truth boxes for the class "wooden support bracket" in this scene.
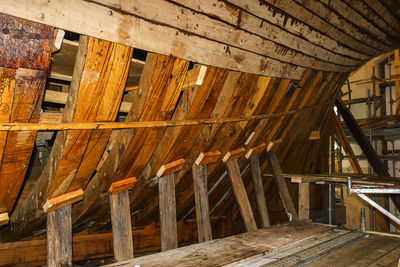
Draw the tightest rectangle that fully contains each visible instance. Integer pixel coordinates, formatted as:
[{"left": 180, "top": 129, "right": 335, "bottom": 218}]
[
  {"left": 43, "top": 189, "right": 84, "bottom": 213},
  {"left": 245, "top": 143, "right": 266, "bottom": 159},
  {"left": 0, "top": 213, "right": 9, "bottom": 226},
  {"left": 156, "top": 158, "right": 185, "bottom": 178},
  {"left": 267, "top": 139, "right": 282, "bottom": 151},
  {"left": 195, "top": 151, "right": 221, "bottom": 165},
  {"left": 308, "top": 130, "right": 320, "bottom": 140},
  {"left": 108, "top": 178, "right": 136, "bottom": 261},
  {"left": 223, "top": 148, "right": 245, "bottom": 163}
]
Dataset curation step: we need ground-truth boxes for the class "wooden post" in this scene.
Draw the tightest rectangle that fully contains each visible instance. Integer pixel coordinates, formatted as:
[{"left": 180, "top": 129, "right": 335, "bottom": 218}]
[
  {"left": 246, "top": 144, "right": 270, "bottom": 227},
  {"left": 43, "top": 189, "right": 84, "bottom": 267},
  {"left": 108, "top": 177, "right": 137, "bottom": 261},
  {"left": 266, "top": 150, "right": 298, "bottom": 220},
  {"left": 192, "top": 151, "right": 221, "bottom": 242},
  {"left": 157, "top": 159, "right": 185, "bottom": 251},
  {"left": 224, "top": 148, "right": 257, "bottom": 232},
  {"left": 298, "top": 182, "right": 310, "bottom": 220}
]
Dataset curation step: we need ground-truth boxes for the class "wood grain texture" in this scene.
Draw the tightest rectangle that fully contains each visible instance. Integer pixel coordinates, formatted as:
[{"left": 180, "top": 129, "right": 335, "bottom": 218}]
[
  {"left": 245, "top": 143, "right": 266, "bottom": 159},
  {"left": 156, "top": 159, "right": 185, "bottom": 178},
  {"left": 110, "top": 191, "right": 134, "bottom": 261},
  {"left": 223, "top": 148, "right": 246, "bottom": 163},
  {"left": 298, "top": 182, "right": 310, "bottom": 220},
  {"left": 43, "top": 189, "right": 83, "bottom": 213},
  {"left": 108, "top": 177, "right": 137, "bottom": 195},
  {"left": 195, "top": 151, "right": 221, "bottom": 165}
]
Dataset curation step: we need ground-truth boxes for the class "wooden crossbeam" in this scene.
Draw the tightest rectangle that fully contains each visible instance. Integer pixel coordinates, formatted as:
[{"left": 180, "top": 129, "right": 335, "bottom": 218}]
[
  {"left": 43, "top": 189, "right": 84, "bottom": 213},
  {"left": 266, "top": 150, "right": 298, "bottom": 220},
  {"left": 156, "top": 158, "right": 185, "bottom": 178},
  {"left": 267, "top": 139, "right": 282, "bottom": 151},
  {"left": 223, "top": 148, "right": 245, "bottom": 163},
  {"left": 224, "top": 158, "right": 257, "bottom": 232},
  {"left": 109, "top": 179, "right": 135, "bottom": 261},
  {"left": 245, "top": 143, "right": 266, "bottom": 159},
  {"left": 195, "top": 151, "right": 221, "bottom": 165},
  {"left": 0, "top": 213, "right": 9, "bottom": 226}
]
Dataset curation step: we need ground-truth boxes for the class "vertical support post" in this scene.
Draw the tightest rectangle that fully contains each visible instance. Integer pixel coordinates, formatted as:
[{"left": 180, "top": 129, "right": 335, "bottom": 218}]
[
  {"left": 44, "top": 189, "right": 83, "bottom": 267},
  {"left": 108, "top": 177, "right": 137, "bottom": 261},
  {"left": 224, "top": 148, "right": 257, "bottom": 232},
  {"left": 298, "top": 182, "right": 310, "bottom": 220},
  {"left": 266, "top": 150, "right": 298, "bottom": 220},
  {"left": 157, "top": 159, "right": 184, "bottom": 251}
]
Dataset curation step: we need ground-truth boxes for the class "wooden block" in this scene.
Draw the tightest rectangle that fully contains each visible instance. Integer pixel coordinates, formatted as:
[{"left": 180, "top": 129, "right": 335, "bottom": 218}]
[
  {"left": 195, "top": 151, "right": 221, "bottom": 165},
  {"left": 309, "top": 130, "right": 320, "bottom": 140},
  {"left": 183, "top": 65, "right": 207, "bottom": 88},
  {"left": 156, "top": 158, "right": 185, "bottom": 177},
  {"left": 222, "top": 148, "right": 245, "bottom": 163},
  {"left": 291, "top": 177, "right": 303, "bottom": 183},
  {"left": 316, "top": 181, "right": 326, "bottom": 185},
  {"left": 267, "top": 139, "right": 282, "bottom": 151},
  {"left": 108, "top": 177, "right": 137, "bottom": 195},
  {"left": 245, "top": 143, "right": 266, "bottom": 159},
  {"left": 0, "top": 213, "right": 9, "bottom": 226},
  {"left": 43, "top": 189, "right": 84, "bottom": 213},
  {"left": 51, "top": 28, "right": 65, "bottom": 53}
]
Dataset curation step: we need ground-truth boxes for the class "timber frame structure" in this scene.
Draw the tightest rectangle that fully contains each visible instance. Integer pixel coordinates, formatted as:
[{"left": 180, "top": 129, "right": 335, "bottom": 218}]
[{"left": 0, "top": 0, "right": 400, "bottom": 266}]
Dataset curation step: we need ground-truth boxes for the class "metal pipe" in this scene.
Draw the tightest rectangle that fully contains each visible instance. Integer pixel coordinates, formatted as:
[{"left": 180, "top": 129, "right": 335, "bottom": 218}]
[
  {"left": 361, "top": 208, "right": 366, "bottom": 233},
  {"left": 357, "top": 193, "right": 400, "bottom": 226}
]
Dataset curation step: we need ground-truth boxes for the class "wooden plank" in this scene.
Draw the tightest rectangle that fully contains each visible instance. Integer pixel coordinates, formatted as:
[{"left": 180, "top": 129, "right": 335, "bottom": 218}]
[
  {"left": 267, "top": 139, "right": 282, "bottom": 151},
  {"left": 249, "top": 155, "right": 270, "bottom": 227},
  {"left": 266, "top": 150, "right": 298, "bottom": 220},
  {"left": 245, "top": 143, "right": 266, "bottom": 159},
  {"left": 298, "top": 182, "right": 310, "bottom": 220},
  {"left": 0, "top": 213, "right": 9, "bottom": 226},
  {"left": 225, "top": 159, "right": 257, "bottom": 232},
  {"left": 195, "top": 151, "right": 221, "bottom": 165},
  {"left": 223, "top": 148, "right": 246, "bottom": 163},
  {"left": 308, "top": 130, "right": 320, "bottom": 140},
  {"left": 0, "top": 0, "right": 306, "bottom": 78},
  {"left": 47, "top": 204, "right": 72, "bottom": 267},
  {"left": 43, "top": 189, "right": 83, "bottom": 213},
  {"left": 158, "top": 174, "right": 178, "bottom": 251},
  {"left": 110, "top": 191, "right": 134, "bottom": 261},
  {"left": 156, "top": 158, "right": 185, "bottom": 178},
  {"left": 108, "top": 177, "right": 137, "bottom": 195},
  {"left": 192, "top": 163, "right": 212, "bottom": 242}
]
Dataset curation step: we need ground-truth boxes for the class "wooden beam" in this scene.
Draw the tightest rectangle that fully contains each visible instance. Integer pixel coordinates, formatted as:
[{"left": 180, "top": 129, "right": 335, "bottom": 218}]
[
  {"left": 267, "top": 139, "right": 282, "bottom": 151},
  {"left": 108, "top": 177, "right": 137, "bottom": 195},
  {"left": 249, "top": 155, "right": 270, "bottom": 227},
  {"left": 109, "top": 190, "right": 134, "bottom": 261},
  {"left": 298, "top": 183, "right": 310, "bottom": 220},
  {"left": 308, "top": 130, "right": 320, "bottom": 140},
  {"left": 47, "top": 204, "right": 72, "bottom": 267},
  {"left": 192, "top": 163, "right": 212, "bottom": 242},
  {"left": 245, "top": 143, "right": 266, "bottom": 159},
  {"left": 43, "top": 189, "right": 83, "bottom": 213},
  {"left": 0, "top": 213, "right": 9, "bottom": 226},
  {"left": 225, "top": 159, "right": 257, "bottom": 232},
  {"left": 266, "top": 150, "right": 298, "bottom": 220},
  {"left": 195, "top": 151, "right": 221, "bottom": 165},
  {"left": 156, "top": 158, "right": 185, "bottom": 178},
  {"left": 223, "top": 148, "right": 246, "bottom": 163},
  {"left": 158, "top": 174, "right": 178, "bottom": 251}
]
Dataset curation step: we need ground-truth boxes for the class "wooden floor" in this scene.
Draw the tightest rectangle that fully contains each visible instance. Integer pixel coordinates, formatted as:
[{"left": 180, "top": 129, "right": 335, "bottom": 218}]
[{"left": 105, "top": 221, "right": 400, "bottom": 267}]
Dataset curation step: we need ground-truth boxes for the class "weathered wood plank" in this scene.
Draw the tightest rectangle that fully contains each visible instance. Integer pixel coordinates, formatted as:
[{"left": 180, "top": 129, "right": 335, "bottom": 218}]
[
  {"left": 249, "top": 155, "right": 270, "bottom": 227},
  {"left": 108, "top": 177, "right": 137, "bottom": 195},
  {"left": 225, "top": 159, "right": 257, "bottom": 232},
  {"left": 156, "top": 159, "right": 185, "bottom": 178},
  {"left": 109, "top": 191, "right": 134, "bottom": 261},
  {"left": 192, "top": 163, "right": 212, "bottom": 242},
  {"left": 47, "top": 205, "right": 73, "bottom": 267},
  {"left": 158, "top": 174, "right": 178, "bottom": 251},
  {"left": 43, "top": 189, "right": 83, "bottom": 213},
  {"left": 298, "top": 182, "right": 310, "bottom": 220},
  {"left": 195, "top": 151, "right": 221, "bottom": 165}
]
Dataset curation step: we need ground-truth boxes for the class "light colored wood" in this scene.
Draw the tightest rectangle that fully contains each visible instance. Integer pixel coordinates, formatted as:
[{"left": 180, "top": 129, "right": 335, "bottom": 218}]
[
  {"left": 108, "top": 177, "right": 137, "bottom": 195},
  {"left": 308, "top": 130, "right": 320, "bottom": 140},
  {"left": 43, "top": 189, "right": 84, "bottom": 213},
  {"left": 245, "top": 143, "right": 266, "bottom": 159},
  {"left": 183, "top": 65, "right": 207, "bottom": 89},
  {"left": 298, "top": 183, "right": 310, "bottom": 220},
  {"left": 0, "top": 213, "right": 9, "bottom": 226},
  {"left": 156, "top": 158, "right": 185, "bottom": 178},
  {"left": 110, "top": 191, "right": 134, "bottom": 261},
  {"left": 51, "top": 28, "right": 65, "bottom": 53},
  {"left": 366, "top": 231, "right": 400, "bottom": 238},
  {"left": 223, "top": 148, "right": 246, "bottom": 163},
  {"left": 195, "top": 151, "right": 221, "bottom": 165}
]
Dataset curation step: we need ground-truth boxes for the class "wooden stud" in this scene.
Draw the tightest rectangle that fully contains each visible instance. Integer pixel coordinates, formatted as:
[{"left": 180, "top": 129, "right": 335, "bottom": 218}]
[
  {"left": 267, "top": 139, "right": 282, "bottom": 151},
  {"left": 266, "top": 150, "right": 298, "bottom": 220},
  {"left": 109, "top": 191, "right": 134, "bottom": 261},
  {"left": 298, "top": 183, "right": 310, "bottom": 220},
  {"left": 0, "top": 213, "right": 9, "bottom": 226},
  {"left": 108, "top": 177, "right": 137, "bottom": 195},
  {"left": 192, "top": 163, "right": 212, "bottom": 242},
  {"left": 245, "top": 143, "right": 266, "bottom": 159},
  {"left": 249, "top": 155, "right": 270, "bottom": 227},
  {"left": 47, "top": 204, "right": 72, "bottom": 267},
  {"left": 158, "top": 173, "right": 178, "bottom": 251},
  {"left": 43, "top": 189, "right": 84, "bottom": 213},
  {"left": 308, "top": 130, "right": 320, "bottom": 140},
  {"left": 222, "top": 148, "right": 245, "bottom": 163},
  {"left": 225, "top": 159, "right": 257, "bottom": 232},
  {"left": 195, "top": 151, "right": 221, "bottom": 165},
  {"left": 156, "top": 158, "right": 185, "bottom": 178}
]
